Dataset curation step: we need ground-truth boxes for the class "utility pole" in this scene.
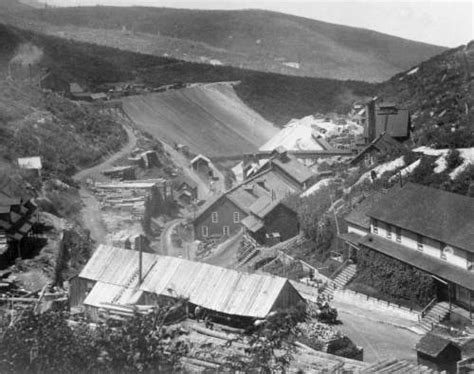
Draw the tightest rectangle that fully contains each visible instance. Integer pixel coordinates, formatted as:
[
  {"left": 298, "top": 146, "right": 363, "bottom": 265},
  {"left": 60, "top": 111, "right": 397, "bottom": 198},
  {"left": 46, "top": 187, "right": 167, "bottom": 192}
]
[{"left": 138, "top": 236, "right": 142, "bottom": 285}]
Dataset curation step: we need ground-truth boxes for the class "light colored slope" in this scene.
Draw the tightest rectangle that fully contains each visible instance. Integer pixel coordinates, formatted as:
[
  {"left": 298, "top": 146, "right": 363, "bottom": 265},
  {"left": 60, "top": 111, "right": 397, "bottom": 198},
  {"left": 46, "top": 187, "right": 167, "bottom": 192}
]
[{"left": 122, "top": 83, "right": 278, "bottom": 157}]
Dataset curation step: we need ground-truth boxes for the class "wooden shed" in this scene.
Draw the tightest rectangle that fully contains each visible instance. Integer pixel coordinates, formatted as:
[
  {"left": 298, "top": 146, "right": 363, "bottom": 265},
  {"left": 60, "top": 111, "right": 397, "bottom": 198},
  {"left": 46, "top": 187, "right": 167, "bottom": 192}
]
[
  {"left": 416, "top": 333, "right": 461, "bottom": 373},
  {"left": 71, "top": 245, "right": 305, "bottom": 324}
]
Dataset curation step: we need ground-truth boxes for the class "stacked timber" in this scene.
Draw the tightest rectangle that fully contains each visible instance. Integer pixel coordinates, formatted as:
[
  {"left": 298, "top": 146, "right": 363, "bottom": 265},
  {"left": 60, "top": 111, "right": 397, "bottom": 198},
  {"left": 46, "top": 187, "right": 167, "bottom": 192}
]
[{"left": 91, "top": 180, "right": 168, "bottom": 217}]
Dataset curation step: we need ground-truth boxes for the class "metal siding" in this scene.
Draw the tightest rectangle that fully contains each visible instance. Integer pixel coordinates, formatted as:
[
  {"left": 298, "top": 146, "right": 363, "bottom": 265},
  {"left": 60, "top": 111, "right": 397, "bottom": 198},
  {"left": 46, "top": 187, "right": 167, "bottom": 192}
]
[
  {"left": 80, "top": 246, "right": 301, "bottom": 319},
  {"left": 79, "top": 245, "right": 157, "bottom": 287}
]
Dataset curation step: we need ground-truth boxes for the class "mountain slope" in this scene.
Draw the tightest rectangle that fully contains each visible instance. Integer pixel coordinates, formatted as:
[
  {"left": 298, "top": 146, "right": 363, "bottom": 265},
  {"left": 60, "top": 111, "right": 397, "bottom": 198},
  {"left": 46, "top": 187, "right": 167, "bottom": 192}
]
[
  {"left": 0, "top": 23, "right": 375, "bottom": 126},
  {"left": 22, "top": 6, "right": 445, "bottom": 82},
  {"left": 0, "top": 24, "right": 127, "bottom": 183},
  {"left": 378, "top": 41, "right": 474, "bottom": 147},
  {"left": 123, "top": 83, "right": 278, "bottom": 157}
]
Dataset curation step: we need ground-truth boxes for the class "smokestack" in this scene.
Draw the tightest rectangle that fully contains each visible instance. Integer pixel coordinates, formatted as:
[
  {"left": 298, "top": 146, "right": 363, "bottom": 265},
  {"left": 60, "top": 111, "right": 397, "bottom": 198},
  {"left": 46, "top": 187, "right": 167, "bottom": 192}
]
[
  {"left": 138, "top": 236, "right": 143, "bottom": 285},
  {"left": 367, "top": 98, "right": 377, "bottom": 143}
]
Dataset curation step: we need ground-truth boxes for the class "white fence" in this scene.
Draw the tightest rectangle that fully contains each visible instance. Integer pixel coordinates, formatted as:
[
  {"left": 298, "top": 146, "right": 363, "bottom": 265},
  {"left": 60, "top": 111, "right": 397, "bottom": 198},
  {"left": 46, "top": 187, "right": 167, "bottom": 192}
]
[{"left": 333, "top": 289, "right": 419, "bottom": 322}]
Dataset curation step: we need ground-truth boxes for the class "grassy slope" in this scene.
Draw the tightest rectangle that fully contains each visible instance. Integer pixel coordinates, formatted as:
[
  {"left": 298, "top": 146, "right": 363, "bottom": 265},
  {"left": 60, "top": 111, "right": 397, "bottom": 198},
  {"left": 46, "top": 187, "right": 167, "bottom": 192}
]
[
  {"left": 0, "top": 25, "right": 127, "bottom": 184},
  {"left": 377, "top": 43, "right": 473, "bottom": 143},
  {"left": 1, "top": 24, "right": 375, "bottom": 126},
  {"left": 24, "top": 6, "right": 445, "bottom": 82}
]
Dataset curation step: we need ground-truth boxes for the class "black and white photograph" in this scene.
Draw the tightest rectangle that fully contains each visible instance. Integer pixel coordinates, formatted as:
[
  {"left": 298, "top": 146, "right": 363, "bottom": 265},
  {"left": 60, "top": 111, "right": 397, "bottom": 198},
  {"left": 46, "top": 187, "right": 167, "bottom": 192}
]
[{"left": 0, "top": 0, "right": 472, "bottom": 372}]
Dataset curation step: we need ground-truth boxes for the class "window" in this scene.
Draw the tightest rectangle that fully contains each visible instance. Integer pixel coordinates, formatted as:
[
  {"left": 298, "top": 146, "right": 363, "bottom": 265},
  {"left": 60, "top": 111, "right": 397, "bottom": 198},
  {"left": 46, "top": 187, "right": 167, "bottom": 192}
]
[
  {"left": 201, "top": 225, "right": 208, "bottom": 237},
  {"left": 372, "top": 219, "right": 378, "bottom": 234},
  {"left": 223, "top": 226, "right": 230, "bottom": 236},
  {"left": 233, "top": 212, "right": 240, "bottom": 223},
  {"left": 386, "top": 224, "right": 392, "bottom": 239},
  {"left": 417, "top": 234, "right": 423, "bottom": 251},
  {"left": 211, "top": 212, "right": 218, "bottom": 223},
  {"left": 395, "top": 227, "right": 402, "bottom": 243}
]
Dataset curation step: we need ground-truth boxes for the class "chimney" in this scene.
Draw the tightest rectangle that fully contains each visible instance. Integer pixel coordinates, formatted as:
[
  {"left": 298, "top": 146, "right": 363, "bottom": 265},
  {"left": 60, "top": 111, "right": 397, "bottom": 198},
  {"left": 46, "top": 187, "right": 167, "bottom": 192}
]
[
  {"left": 137, "top": 235, "right": 143, "bottom": 285},
  {"left": 367, "top": 98, "right": 377, "bottom": 143}
]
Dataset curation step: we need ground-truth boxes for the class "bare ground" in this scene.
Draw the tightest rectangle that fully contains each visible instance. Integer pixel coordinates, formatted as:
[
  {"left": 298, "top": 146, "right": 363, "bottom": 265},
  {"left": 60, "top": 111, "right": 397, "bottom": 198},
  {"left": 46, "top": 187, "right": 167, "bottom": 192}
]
[{"left": 122, "top": 83, "right": 278, "bottom": 157}]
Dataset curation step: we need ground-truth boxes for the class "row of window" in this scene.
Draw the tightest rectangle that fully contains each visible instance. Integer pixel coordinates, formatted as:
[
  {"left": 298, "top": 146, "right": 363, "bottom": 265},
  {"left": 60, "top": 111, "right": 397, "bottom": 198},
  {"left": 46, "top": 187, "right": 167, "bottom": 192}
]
[
  {"left": 201, "top": 225, "right": 230, "bottom": 237},
  {"left": 211, "top": 211, "right": 240, "bottom": 223},
  {"left": 373, "top": 220, "right": 403, "bottom": 243},
  {"left": 372, "top": 219, "right": 450, "bottom": 261}
]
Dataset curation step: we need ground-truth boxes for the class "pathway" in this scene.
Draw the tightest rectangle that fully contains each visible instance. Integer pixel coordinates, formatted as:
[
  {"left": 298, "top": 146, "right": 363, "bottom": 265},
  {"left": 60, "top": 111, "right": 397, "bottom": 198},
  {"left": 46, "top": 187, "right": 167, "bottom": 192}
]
[
  {"left": 73, "top": 114, "right": 137, "bottom": 245},
  {"left": 73, "top": 124, "right": 137, "bottom": 182},
  {"left": 160, "top": 218, "right": 184, "bottom": 256}
]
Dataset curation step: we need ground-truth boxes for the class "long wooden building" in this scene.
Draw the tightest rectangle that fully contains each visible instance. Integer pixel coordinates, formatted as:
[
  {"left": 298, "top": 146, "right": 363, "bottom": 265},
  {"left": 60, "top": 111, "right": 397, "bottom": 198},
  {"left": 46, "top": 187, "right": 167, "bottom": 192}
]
[{"left": 71, "top": 245, "right": 305, "bottom": 323}]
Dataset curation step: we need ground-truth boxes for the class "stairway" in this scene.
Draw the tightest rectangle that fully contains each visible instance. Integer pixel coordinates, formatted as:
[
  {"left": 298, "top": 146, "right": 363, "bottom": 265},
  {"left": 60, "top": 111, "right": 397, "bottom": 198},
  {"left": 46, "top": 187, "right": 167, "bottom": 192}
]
[
  {"left": 321, "top": 263, "right": 357, "bottom": 297},
  {"left": 419, "top": 301, "right": 451, "bottom": 332},
  {"left": 362, "top": 358, "right": 438, "bottom": 373},
  {"left": 234, "top": 234, "right": 260, "bottom": 269}
]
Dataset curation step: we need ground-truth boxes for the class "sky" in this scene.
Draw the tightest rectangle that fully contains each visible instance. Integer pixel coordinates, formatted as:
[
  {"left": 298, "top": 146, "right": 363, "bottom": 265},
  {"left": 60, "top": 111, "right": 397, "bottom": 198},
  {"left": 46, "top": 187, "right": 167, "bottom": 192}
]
[{"left": 42, "top": 0, "right": 473, "bottom": 47}]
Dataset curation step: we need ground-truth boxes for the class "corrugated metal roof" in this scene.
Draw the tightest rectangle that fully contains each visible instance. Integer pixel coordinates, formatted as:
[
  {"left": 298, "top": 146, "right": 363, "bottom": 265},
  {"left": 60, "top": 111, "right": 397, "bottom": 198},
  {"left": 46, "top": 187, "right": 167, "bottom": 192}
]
[
  {"left": 84, "top": 281, "right": 143, "bottom": 308},
  {"left": 81, "top": 246, "right": 300, "bottom": 318},
  {"left": 80, "top": 245, "right": 157, "bottom": 287},
  {"left": 140, "top": 256, "right": 290, "bottom": 318}
]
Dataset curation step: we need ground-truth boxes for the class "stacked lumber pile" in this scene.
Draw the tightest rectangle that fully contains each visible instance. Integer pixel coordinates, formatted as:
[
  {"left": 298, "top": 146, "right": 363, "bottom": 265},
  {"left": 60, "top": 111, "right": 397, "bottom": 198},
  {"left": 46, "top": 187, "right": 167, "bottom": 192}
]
[{"left": 92, "top": 181, "right": 156, "bottom": 217}]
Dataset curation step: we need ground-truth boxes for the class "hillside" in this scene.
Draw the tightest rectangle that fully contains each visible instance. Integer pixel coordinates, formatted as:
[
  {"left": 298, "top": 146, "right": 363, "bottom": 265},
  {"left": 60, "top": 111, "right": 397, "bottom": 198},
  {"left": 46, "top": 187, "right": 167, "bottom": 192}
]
[
  {"left": 123, "top": 83, "right": 278, "bottom": 157},
  {"left": 378, "top": 41, "right": 474, "bottom": 148},
  {"left": 0, "top": 23, "right": 375, "bottom": 126},
  {"left": 0, "top": 24, "right": 127, "bottom": 188},
  {"left": 19, "top": 6, "right": 445, "bottom": 82}
]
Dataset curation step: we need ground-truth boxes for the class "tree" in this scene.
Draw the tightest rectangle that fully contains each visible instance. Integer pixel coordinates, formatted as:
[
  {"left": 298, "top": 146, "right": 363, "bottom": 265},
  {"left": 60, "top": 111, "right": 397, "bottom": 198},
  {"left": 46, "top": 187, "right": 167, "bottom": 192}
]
[
  {"left": 446, "top": 148, "right": 463, "bottom": 170},
  {"left": 0, "top": 303, "right": 190, "bottom": 374},
  {"left": 224, "top": 306, "right": 305, "bottom": 373}
]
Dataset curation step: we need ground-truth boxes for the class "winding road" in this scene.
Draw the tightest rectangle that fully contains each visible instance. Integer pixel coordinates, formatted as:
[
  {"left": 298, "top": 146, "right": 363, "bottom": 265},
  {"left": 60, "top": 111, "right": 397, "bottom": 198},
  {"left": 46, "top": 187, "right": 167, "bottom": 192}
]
[
  {"left": 73, "top": 113, "right": 137, "bottom": 245},
  {"left": 73, "top": 124, "right": 137, "bottom": 182}
]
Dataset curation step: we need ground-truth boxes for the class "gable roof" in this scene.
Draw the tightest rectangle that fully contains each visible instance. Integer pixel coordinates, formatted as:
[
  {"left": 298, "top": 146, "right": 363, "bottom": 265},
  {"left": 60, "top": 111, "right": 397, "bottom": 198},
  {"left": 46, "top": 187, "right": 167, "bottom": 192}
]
[
  {"left": 80, "top": 245, "right": 303, "bottom": 318},
  {"left": 194, "top": 167, "right": 298, "bottom": 224},
  {"left": 416, "top": 333, "right": 455, "bottom": 357},
  {"left": 345, "top": 192, "right": 385, "bottom": 229},
  {"left": 140, "top": 255, "right": 301, "bottom": 318},
  {"left": 79, "top": 245, "right": 157, "bottom": 287},
  {"left": 190, "top": 154, "right": 210, "bottom": 165},
  {"left": 367, "top": 183, "right": 474, "bottom": 252},
  {"left": 271, "top": 157, "right": 314, "bottom": 185}
]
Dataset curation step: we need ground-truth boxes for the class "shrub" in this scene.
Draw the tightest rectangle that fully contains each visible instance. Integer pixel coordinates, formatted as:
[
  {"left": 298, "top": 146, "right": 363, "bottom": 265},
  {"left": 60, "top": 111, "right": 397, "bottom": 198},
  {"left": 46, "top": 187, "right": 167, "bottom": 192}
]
[
  {"left": 327, "top": 336, "right": 361, "bottom": 360},
  {"left": 354, "top": 247, "right": 436, "bottom": 307},
  {"left": 446, "top": 148, "right": 463, "bottom": 170}
]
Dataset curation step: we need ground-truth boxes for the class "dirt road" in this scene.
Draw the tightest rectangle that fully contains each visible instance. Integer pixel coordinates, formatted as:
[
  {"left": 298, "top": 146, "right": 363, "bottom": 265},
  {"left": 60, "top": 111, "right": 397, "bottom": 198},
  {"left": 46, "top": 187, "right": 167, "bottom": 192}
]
[
  {"left": 73, "top": 115, "right": 137, "bottom": 245},
  {"left": 203, "top": 231, "right": 243, "bottom": 267},
  {"left": 159, "top": 218, "right": 184, "bottom": 256},
  {"left": 73, "top": 124, "right": 137, "bottom": 182}
]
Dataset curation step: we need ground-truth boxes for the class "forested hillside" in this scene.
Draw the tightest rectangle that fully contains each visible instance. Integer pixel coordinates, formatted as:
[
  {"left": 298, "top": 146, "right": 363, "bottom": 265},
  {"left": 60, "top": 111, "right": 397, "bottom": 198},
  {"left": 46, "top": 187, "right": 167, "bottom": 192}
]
[
  {"left": 21, "top": 6, "right": 445, "bottom": 81},
  {"left": 0, "top": 23, "right": 375, "bottom": 126}
]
